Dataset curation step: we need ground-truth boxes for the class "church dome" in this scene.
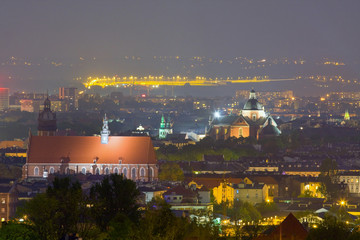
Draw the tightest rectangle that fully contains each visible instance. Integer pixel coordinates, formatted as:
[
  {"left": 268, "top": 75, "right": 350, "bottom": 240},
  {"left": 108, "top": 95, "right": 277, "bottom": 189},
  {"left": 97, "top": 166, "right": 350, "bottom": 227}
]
[{"left": 243, "top": 90, "right": 264, "bottom": 110}]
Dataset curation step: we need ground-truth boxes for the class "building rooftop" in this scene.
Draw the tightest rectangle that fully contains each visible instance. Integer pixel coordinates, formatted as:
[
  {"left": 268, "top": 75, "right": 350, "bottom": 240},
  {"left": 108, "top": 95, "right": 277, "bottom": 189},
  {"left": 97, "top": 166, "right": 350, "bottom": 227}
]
[{"left": 27, "top": 136, "right": 156, "bottom": 165}]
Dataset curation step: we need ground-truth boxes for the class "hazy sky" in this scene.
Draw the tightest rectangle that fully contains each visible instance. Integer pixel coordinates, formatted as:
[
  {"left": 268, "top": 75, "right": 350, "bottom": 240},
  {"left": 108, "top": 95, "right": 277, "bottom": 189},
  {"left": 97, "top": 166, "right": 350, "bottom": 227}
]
[{"left": 1, "top": 0, "right": 360, "bottom": 60}]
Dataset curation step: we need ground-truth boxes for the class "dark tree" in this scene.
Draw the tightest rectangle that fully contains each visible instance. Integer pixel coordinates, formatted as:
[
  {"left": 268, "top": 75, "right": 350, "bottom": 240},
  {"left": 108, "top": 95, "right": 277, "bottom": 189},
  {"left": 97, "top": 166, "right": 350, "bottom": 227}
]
[
  {"left": 89, "top": 174, "right": 140, "bottom": 231},
  {"left": 19, "top": 177, "right": 93, "bottom": 240}
]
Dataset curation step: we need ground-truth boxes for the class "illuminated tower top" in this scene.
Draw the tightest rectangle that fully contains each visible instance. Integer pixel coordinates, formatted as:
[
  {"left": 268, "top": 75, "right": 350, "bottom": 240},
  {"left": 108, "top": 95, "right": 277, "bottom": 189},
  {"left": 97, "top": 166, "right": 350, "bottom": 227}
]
[
  {"left": 344, "top": 110, "right": 350, "bottom": 121},
  {"left": 101, "top": 114, "right": 110, "bottom": 144}
]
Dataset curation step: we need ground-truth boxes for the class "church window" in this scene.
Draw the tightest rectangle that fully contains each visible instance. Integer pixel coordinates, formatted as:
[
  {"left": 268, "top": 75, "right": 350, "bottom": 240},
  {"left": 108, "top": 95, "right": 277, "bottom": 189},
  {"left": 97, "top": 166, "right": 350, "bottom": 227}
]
[
  {"left": 239, "top": 128, "right": 243, "bottom": 137},
  {"left": 140, "top": 168, "right": 145, "bottom": 177},
  {"left": 95, "top": 168, "right": 100, "bottom": 175},
  {"left": 131, "top": 168, "right": 136, "bottom": 180},
  {"left": 81, "top": 167, "right": 86, "bottom": 175},
  {"left": 34, "top": 167, "right": 39, "bottom": 176},
  {"left": 149, "top": 167, "right": 154, "bottom": 180},
  {"left": 105, "top": 167, "right": 110, "bottom": 175},
  {"left": 114, "top": 167, "right": 119, "bottom": 174},
  {"left": 252, "top": 114, "right": 256, "bottom": 121},
  {"left": 65, "top": 168, "right": 70, "bottom": 175},
  {"left": 122, "top": 168, "right": 127, "bottom": 178},
  {"left": 49, "top": 167, "right": 54, "bottom": 174}
]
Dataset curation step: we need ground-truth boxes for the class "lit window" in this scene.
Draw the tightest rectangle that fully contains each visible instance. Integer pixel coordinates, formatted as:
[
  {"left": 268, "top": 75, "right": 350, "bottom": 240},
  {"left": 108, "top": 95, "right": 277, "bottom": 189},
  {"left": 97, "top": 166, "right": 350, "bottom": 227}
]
[{"left": 1, "top": 198, "right": 5, "bottom": 204}]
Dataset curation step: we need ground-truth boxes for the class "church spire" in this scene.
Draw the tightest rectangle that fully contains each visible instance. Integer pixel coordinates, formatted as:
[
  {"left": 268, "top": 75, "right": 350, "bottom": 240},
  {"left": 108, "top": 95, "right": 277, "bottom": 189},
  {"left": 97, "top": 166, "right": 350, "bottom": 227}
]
[
  {"left": 101, "top": 114, "right": 110, "bottom": 144},
  {"left": 160, "top": 114, "right": 166, "bottom": 129},
  {"left": 344, "top": 110, "right": 350, "bottom": 121}
]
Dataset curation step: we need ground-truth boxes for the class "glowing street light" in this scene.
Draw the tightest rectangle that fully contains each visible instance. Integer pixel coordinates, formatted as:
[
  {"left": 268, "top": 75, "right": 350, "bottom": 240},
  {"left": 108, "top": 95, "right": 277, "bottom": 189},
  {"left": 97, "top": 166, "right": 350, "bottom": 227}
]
[{"left": 214, "top": 111, "right": 221, "bottom": 119}]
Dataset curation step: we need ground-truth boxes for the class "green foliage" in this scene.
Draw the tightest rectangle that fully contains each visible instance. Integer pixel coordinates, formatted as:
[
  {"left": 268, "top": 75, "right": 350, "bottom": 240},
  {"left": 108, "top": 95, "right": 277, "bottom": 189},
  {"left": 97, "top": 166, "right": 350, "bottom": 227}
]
[
  {"left": 133, "top": 199, "right": 219, "bottom": 240},
  {"left": 0, "top": 221, "right": 40, "bottom": 240},
  {"left": 156, "top": 137, "right": 259, "bottom": 162},
  {"left": 159, "top": 162, "right": 184, "bottom": 181},
  {"left": 89, "top": 174, "right": 140, "bottom": 231},
  {"left": 318, "top": 158, "right": 339, "bottom": 200},
  {"left": 16, "top": 175, "right": 219, "bottom": 240},
  {"left": 214, "top": 200, "right": 262, "bottom": 223},
  {"left": 298, "top": 189, "right": 315, "bottom": 198},
  {"left": 19, "top": 177, "right": 94, "bottom": 240},
  {"left": 256, "top": 202, "right": 279, "bottom": 215},
  {"left": 307, "top": 215, "right": 360, "bottom": 240}
]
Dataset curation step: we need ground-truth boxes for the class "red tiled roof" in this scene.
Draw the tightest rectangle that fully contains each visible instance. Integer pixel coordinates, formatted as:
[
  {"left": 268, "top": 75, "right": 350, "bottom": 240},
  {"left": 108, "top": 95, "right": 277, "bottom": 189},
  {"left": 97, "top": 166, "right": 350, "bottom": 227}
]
[
  {"left": 254, "top": 213, "right": 308, "bottom": 240},
  {"left": 251, "top": 176, "right": 278, "bottom": 185},
  {"left": 187, "top": 176, "right": 243, "bottom": 189},
  {"left": 27, "top": 136, "right": 156, "bottom": 165},
  {"left": 163, "top": 185, "right": 196, "bottom": 198}
]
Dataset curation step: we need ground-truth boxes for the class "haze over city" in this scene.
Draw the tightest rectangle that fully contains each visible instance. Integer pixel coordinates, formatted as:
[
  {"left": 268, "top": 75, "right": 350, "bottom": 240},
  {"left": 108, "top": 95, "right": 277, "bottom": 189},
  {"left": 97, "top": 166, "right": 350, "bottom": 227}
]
[
  {"left": 1, "top": 0, "right": 360, "bottom": 95},
  {"left": 1, "top": 1, "right": 360, "bottom": 240}
]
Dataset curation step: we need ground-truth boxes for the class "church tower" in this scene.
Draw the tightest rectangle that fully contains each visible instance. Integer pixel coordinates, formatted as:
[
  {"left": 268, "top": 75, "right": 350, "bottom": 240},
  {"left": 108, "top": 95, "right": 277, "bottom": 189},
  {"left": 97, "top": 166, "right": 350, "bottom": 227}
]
[
  {"left": 159, "top": 114, "right": 173, "bottom": 139},
  {"left": 101, "top": 114, "right": 110, "bottom": 144},
  {"left": 241, "top": 89, "right": 266, "bottom": 121},
  {"left": 38, "top": 97, "right": 57, "bottom": 136}
]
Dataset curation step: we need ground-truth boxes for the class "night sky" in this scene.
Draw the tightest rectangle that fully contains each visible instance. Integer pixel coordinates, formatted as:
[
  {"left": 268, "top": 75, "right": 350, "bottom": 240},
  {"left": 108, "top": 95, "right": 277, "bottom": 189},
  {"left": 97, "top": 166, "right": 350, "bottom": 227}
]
[
  {"left": 1, "top": 0, "right": 359, "bottom": 59},
  {"left": 1, "top": 0, "right": 360, "bottom": 93}
]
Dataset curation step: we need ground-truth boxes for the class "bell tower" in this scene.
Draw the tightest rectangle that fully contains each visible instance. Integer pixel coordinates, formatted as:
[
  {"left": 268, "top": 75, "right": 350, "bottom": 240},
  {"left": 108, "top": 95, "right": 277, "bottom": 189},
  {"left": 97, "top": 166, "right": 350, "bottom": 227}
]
[
  {"left": 38, "top": 97, "right": 57, "bottom": 136},
  {"left": 101, "top": 114, "right": 110, "bottom": 144}
]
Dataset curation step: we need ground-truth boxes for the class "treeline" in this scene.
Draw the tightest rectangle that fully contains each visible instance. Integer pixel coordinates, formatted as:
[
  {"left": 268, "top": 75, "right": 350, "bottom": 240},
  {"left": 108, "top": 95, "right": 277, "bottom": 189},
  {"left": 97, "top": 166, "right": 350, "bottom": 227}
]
[
  {"left": 0, "top": 175, "right": 219, "bottom": 240},
  {"left": 156, "top": 137, "right": 260, "bottom": 161}
]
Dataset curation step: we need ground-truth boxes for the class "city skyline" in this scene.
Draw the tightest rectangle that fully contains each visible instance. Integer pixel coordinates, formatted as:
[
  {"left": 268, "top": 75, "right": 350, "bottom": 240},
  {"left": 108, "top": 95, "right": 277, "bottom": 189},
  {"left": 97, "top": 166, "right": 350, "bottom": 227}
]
[{"left": 1, "top": 1, "right": 360, "bottom": 95}]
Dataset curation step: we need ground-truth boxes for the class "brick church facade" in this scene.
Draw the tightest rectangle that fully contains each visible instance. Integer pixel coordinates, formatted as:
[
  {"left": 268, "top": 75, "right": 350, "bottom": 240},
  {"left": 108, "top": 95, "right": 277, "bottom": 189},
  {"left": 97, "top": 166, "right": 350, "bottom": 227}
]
[
  {"left": 22, "top": 99, "right": 158, "bottom": 181},
  {"left": 207, "top": 89, "right": 281, "bottom": 140}
]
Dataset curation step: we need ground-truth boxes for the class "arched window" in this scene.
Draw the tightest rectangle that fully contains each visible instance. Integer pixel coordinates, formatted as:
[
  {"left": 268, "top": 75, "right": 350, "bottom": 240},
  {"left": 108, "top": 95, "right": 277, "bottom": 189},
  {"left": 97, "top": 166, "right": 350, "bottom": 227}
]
[
  {"left": 131, "top": 168, "right": 136, "bottom": 180},
  {"left": 239, "top": 128, "right": 243, "bottom": 137},
  {"left": 95, "top": 168, "right": 100, "bottom": 175},
  {"left": 122, "top": 168, "right": 127, "bottom": 178},
  {"left": 114, "top": 167, "right": 119, "bottom": 175},
  {"left": 105, "top": 167, "right": 110, "bottom": 175},
  {"left": 149, "top": 167, "right": 154, "bottom": 180},
  {"left": 140, "top": 168, "right": 145, "bottom": 177},
  {"left": 252, "top": 114, "right": 256, "bottom": 121},
  {"left": 49, "top": 167, "right": 54, "bottom": 174},
  {"left": 81, "top": 167, "right": 86, "bottom": 175},
  {"left": 65, "top": 167, "right": 70, "bottom": 175},
  {"left": 34, "top": 167, "right": 39, "bottom": 176}
]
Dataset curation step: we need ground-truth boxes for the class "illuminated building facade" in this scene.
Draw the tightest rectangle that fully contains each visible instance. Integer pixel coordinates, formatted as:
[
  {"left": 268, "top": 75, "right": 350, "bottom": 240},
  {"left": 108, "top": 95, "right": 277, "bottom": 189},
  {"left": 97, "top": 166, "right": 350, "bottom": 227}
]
[
  {"left": 59, "top": 87, "right": 78, "bottom": 111},
  {"left": 159, "top": 114, "right": 173, "bottom": 139},
  {"left": 0, "top": 182, "right": 17, "bottom": 222},
  {"left": 23, "top": 116, "right": 158, "bottom": 181},
  {"left": 0, "top": 88, "right": 9, "bottom": 111},
  {"left": 208, "top": 89, "right": 281, "bottom": 140}
]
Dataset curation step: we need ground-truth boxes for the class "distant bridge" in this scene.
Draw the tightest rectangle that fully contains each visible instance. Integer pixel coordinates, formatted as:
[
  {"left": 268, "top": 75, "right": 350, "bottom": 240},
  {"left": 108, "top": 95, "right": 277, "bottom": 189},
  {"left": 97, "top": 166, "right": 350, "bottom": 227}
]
[{"left": 83, "top": 76, "right": 296, "bottom": 88}]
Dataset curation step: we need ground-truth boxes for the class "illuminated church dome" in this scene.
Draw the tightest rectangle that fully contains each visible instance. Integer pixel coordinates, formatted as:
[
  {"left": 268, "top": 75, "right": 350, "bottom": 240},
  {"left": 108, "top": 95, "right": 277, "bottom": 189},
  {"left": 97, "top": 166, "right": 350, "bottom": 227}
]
[{"left": 243, "top": 89, "right": 264, "bottom": 110}]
